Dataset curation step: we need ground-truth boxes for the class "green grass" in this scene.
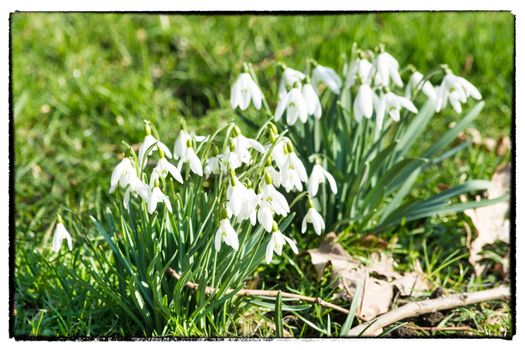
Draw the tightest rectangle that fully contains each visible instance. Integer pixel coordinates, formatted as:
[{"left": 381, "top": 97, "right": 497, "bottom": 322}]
[{"left": 12, "top": 12, "right": 513, "bottom": 337}]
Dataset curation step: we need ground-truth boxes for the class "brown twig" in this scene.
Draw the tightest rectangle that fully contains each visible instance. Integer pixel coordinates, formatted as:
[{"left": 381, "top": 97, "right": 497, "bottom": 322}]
[
  {"left": 347, "top": 285, "right": 510, "bottom": 336},
  {"left": 166, "top": 267, "right": 349, "bottom": 315},
  {"left": 403, "top": 324, "right": 474, "bottom": 333}
]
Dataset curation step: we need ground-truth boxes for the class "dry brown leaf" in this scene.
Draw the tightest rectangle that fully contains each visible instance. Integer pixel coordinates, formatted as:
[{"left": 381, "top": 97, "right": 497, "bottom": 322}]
[
  {"left": 464, "top": 164, "right": 511, "bottom": 275},
  {"left": 307, "top": 235, "right": 431, "bottom": 321},
  {"left": 496, "top": 135, "right": 511, "bottom": 156}
]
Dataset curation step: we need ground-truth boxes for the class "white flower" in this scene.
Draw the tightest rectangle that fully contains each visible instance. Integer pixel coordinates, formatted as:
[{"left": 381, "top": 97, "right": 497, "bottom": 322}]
[
  {"left": 371, "top": 51, "right": 403, "bottom": 87},
  {"left": 405, "top": 71, "right": 437, "bottom": 100},
  {"left": 345, "top": 58, "right": 373, "bottom": 87},
  {"left": 435, "top": 72, "right": 482, "bottom": 113},
  {"left": 231, "top": 133, "right": 265, "bottom": 166},
  {"left": 265, "top": 227, "right": 298, "bottom": 264},
  {"left": 173, "top": 130, "right": 206, "bottom": 160},
  {"left": 52, "top": 221, "right": 72, "bottom": 252},
  {"left": 236, "top": 187, "right": 259, "bottom": 225},
  {"left": 265, "top": 165, "right": 281, "bottom": 188},
  {"left": 308, "top": 164, "right": 337, "bottom": 197},
  {"left": 269, "top": 139, "right": 288, "bottom": 169},
  {"left": 150, "top": 157, "right": 183, "bottom": 187},
  {"left": 123, "top": 175, "right": 150, "bottom": 210},
  {"left": 176, "top": 145, "right": 203, "bottom": 176},
  {"left": 204, "top": 156, "right": 222, "bottom": 178},
  {"left": 109, "top": 158, "right": 136, "bottom": 193},
  {"left": 226, "top": 180, "right": 249, "bottom": 217},
  {"left": 257, "top": 201, "right": 275, "bottom": 232},
  {"left": 302, "top": 83, "right": 322, "bottom": 119},
  {"left": 138, "top": 135, "right": 172, "bottom": 168},
  {"left": 353, "top": 83, "right": 374, "bottom": 123},
  {"left": 373, "top": 91, "right": 418, "bottom": 129},
  {"left": 230, "top": 72, "right": 264, "bottom": 110},
  {"left": 222, "top": 148, "right": 243, "bottom": 170},
  {"left": 147, "top": 186, "right": 172, "bottom": 214},
  {"left": 312, "top": 64, "right": 342, "bottom": 94},
  {"left": 301, "top": 206, "right": 325, "bottom": 235},
  {"left": 214, "top": 218, "right": 239, "bottom": 252},
  {"left": 275, "top": 87, "right": 308, "bottom": 125},
  {"left": 260, "top": 182, "right": 290, "bottom": 216},
  {"left": 280, "top": 152, "right": 308, "bottom": 193},
  {"left": 279, "top": 67, "right": 305, "bottom": 98}
]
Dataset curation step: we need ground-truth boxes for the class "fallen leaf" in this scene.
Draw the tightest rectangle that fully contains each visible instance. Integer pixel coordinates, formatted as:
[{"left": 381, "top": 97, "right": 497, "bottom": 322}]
[
  {"left": 464, "top": 164, "right": 510, "bottom": 275},
  {"left": 496, "top": 135, "right": 511, "bottom": 157},
  {"left": 307, "top": 235, "right": 431, "bottom": 321},
  {"left": 457, "top": 128, "right": 497, "bottom": 152}
]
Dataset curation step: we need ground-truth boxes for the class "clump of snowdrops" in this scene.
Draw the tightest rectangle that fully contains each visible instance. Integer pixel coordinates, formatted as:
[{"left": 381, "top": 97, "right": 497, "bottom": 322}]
[
  {"left": 51, "top": 43, "right": 507, "bottom": 335},
  {"left": 229, "top": 43, "right": 503, "bottom": 235}
]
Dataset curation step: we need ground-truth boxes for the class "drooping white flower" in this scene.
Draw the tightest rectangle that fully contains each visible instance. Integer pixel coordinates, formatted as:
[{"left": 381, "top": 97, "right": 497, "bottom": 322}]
[
  {"left": 269, "top": 138, "right": 288, "bottom": 169},
  {"left": 435, "top": 72, "right": 482, "bottom": 113},
  {"left": 345, "top": 58, "right": 373, "bottom": 87},
  {"left": 275, "top": 87, "right": 309, "bottom": 125},
  {"left": 52, "top": 218, "right": 72, "bottom": 252},
  {"left": 257, "top": 201, "right": 275, "bottom": 232},
  {"left": 147, "top": 186, "right": 172, "bottom": 214},
  {"left": 308, "top": 164, "right": 337, "bottom": 197},
  {"left": 302, "top": 83, "right": 322, "bottom": 119},
  {"left": 301, "top": 206, "right": 325, "bottom": 235},
  {"left": 405, "top": 71, "right": 437, "bottom": 101},
  {"left": 109, "top": 158, "right": 136, "bottom": 193},
  {"left": 173, "top": 130, "right": 206, "bottom": 160},
  {"left": 230, "top": 132, "right": 265, "bottom": 166},
  {"left": 278, "top": 67, "right": 305, "bottom": 98},
  {"left": 265, "top": 165, "right": 281, "bottom": 188},
  {"left": 226, "top": 179, "right": 249, "bottom": 217},
  {"left": 176, "top": 142, "right": 203, "bottom": 176},
  {"left": 280, "top": 152, "right": 308, "bottom": 193},
  {"left": 214, "top": 218, "right": 239, "bottom": 252},
  {"left": 150, "top": 157, "right": 183, "bottom": 187},
  {"left": 260, "top": 182, "right": 290, "bottom": 216},
  {"left": 236, "top": 187, "right": 259, "bottom": 226},
  {"left": 373, "top": 91, "right": 418, "bottom": 129},
  {"left": 230, "top": 72, "right": 264, "bottom": 111},
  {"left": 353, "top": 83, "right": 374, "bottom": 123},
  {"left": 204, "top": 156, "right": 222, "bottom": 178},
  {"left": 312, "top": 64, "right": 342, "bottom": 94},
  {"left": 123, "top": 175, "right": 150, "bottom": 210},
  {"left": 371, "top": 51, "right": 403, "bottom": 87},
  {"left": 138, "top": 134, "right": 172, "bottom": 168},
  {"left": 265, "top": 224, "right": 298, "bottom": 264}
]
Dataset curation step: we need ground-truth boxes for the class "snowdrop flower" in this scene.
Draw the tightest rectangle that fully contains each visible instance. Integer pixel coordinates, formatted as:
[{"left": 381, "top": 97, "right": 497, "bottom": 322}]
[
  {"left": 230, "top": 71, "right": 264, "bottom": 110},
  {"left": 214, "top": 216, "right": 239, "bottom": 252},
  {"left": 265, "top": 165, "right": 282, "bottom": 188},
  {"left": 308, "top": 163, "right": 337, "bottom": 197},
  {"left": 345, "top": 57, "right": 373, "bottom": 87},
  {"left": 301, "top": 200, "right": 325, "bottom": 235},
  {"left": 278, "top": 66, "right": 305, "bottom": 98},
  {"left": 204, "top": 156, "right": 222, "bottom": 178},
  {"left": 150, "top": 155, "right": 183, "bottom": 187},
  {"left": 123, "top": 175, "right": 150, "bottom": 210},
  {"left": 230, "top": 127, "right": 265, "bottom": 165},
  {"left": 374, "top": 90, "right": 418, "bottom": 129},
  {"left": 180, "top": 145, "right": 203, "bottom": 176},
  {"left": 266, "top": 222, "right": 298, "bottom": 264},
  {"left": 236, "top": 186, "right": 259, "bottom": 226},
  {"left": 312, "top": 63, "right": 342, "bottom": 94},
  {"left": 226, "top": 171, "right": 250, "bottom": 217},
  {"left": 275, "top": 86, "right": 308, "bottom": 125},
  {"left": 280, "top": 150, "right": 308, "bottom": 193},
  {"left": 52, "top": 215, "right": 72, "bottom": 252},
  {"left": 138, "top": 122, "right": 172, "bottom": 168},
  {"left": 353, "top": 83, "right": 374, "bottom": 123},
  {"left": 269, "top": 138, "right": 288, "bottom": 169},
  {"left": 257, "top": 201, "right": 275, "bottom": 232},
  {"left": 302, "top": 82, "right": 322, "bottom": 119},
  {"left": 147, "top": 184, "right": 172, "bottom": 214},
  {"left": 371, "top": 49, "right": 403, "bottom": 87},
  {"left": 260, "top": 172, "right": 290, "bottom": 216},
  {"left": 405, "top": 70, "right": 437, "bottom": 101},
  {"left": 173, "top": 130, "right": 206, "bottom": 160},
  {"left": 435, "top": 71, "right": 482, "bottom": 113},
  {"left": 109, "top": 157, "right": 136, "bottom": 193}
]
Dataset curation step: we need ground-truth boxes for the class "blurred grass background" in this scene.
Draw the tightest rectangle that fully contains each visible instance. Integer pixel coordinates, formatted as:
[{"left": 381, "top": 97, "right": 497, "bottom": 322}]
[{"left": 12, "top": 13, "right": 513, "bottom": 337}]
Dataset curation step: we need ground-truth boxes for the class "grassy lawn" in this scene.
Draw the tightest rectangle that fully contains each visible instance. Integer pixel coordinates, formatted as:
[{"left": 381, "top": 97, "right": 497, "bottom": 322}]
[{"left": 12, "top": 12, "right": 513, "bottom": 337}]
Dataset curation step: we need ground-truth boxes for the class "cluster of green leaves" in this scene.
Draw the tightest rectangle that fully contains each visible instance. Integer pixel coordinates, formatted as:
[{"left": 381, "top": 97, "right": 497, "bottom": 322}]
[{"left": 13, "top": 13, "right": 513, "bottom": 337}]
